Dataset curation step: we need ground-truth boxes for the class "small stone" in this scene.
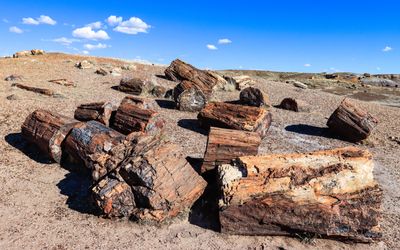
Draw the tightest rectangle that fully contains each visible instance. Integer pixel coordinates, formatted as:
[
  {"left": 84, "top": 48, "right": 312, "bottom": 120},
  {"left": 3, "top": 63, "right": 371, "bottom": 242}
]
[
  {"left": 5, "top": 74, "right": 23, "bottom": 81},
  {"left": 293, "top": 81, "right": 308, "bottom": 89},
  {"left": 6, "top": 94, "right": 18, "bottom": 100},
  {"left": 75, "top": 60, "right": 93, "bottom": 69},
  {"left": 121, "top": 64, "right": 136, "bottom": 71},
  {"left": 95, "top": 68, "right": 108, "bottom": 76}
]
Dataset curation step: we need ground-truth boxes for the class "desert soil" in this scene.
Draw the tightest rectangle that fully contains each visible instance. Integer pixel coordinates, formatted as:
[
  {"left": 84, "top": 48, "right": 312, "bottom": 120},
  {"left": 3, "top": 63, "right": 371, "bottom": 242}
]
[{"left": 0, "top": 53, "right": 398, "bottom": 249}]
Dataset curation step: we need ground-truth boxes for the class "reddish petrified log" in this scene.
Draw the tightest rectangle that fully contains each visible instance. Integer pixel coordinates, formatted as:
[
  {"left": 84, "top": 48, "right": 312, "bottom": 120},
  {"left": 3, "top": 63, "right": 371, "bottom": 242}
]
[
  {"left": 198, "top": 102, "right": 272, "bottom": 138},
  {"left": 218, "top": 147, "right": 382, "bottom": 242},
  {"left": 327, "top": 98, "right": 379, "bottom": 142},
  {"left": 74, "top": 102, "right": 115, "bottom": 126},
  {"left": 120, "top": 96, "right": 157, "bottom": 110},
  {"left": 118, "top": 78, "right": 154, "bottom": 95},
  {"left": 12, "top": 83, "right": 54, "bottom": 96}
]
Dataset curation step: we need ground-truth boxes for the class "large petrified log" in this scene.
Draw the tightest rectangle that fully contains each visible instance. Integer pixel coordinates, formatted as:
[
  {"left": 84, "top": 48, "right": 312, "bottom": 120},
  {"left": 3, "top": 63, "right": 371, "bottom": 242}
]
[
  {"left": 21, "top": 109, "right": 79, "bottom": 163},
  {"left": 111, "top": 102, "right": 165, "bottom": 136},
  {"left": 118, "top": 77, "right": 154, "bottom": 95},
  {"left": 74, "top": 102, "right": 115, "bottom": 126},
  {"left": 327, "top": 98, "right": 379, "bottom": 142},
  {"left": 218, "top": 147, "right": 382, "bottom": 242},
  {"left": 239, "top": 87, "right": 271, "bottom": 108},
  {"left": 277, "top": 98, "right": 310, "bottom": 112},
  {"left": 12, "top": 83, "right": 54, "bottom": 96},
  {"left": 176, "top": 87, "right": 207, "bottom": 112},
  {"left": 202, "top": 127, "right": 261, "bottom": 173},
  {"left": 198, "top": 102, "right": 272, "bottom": 138},
  {"left": 120, "top": 96, "right": 157, "bottom": 110}
]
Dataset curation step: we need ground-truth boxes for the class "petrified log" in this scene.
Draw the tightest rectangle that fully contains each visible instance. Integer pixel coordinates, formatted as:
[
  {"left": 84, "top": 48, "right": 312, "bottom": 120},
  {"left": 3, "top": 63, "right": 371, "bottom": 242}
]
[
  {"left": 74, "top": 102, "right": 115, "bottom": 126},
  {"left": 218, "top": 147, "right": 382, "bottom": 242},
  {"left": 118, "top": 78, "right": 154, "bottom": 95},
  {"left": 21, "top": 109, "right": 79, "bottom": 162},
  {"left": 202, "top": 127, "right": 261, "bottom": 173},
  {"left": 111, "top": 102, "right": 165, "bottom": 136},
  {"left": 48, "top": 79, "right": 76, "bottom": 87},
  {"left": 198, "top": 102, "right": 272, "bottom": 138},
  {"left": 277, "top": 98, "right": 310, "bottom": 112},
  {"left": 327, "top": 98, "right": 378, "bottom": 142},
  {"left": 177, "top": 87, "right": 207, "bottom": 112},
  {"left": 12, "top": 83, "right": 54, "bottom": 96},
  {"left": 239, "top": 87, "right": 271, "bottom": 108},
  {"left": 120, "top": 96, "right": 157, "bottom": 110}
]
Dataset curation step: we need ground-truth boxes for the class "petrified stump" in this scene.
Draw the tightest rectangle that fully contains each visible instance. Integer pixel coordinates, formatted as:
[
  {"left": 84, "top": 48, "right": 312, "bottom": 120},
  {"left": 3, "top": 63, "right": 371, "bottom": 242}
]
[
  {"left": 120, "top": 96, "right": 157, "bottom": 110},
  {"left": 277, "top": 98, "right": 310, "bottom": 112},
  {"left": 111, "top": 102, "right": 165, "bottom": 136},
  {"left": 218, "top": 147, "right": 382, "bottom": 242},
  {"left": 118, "top": 78, "right": 154, "bottom": 95},
  {"left": 327, "top": 98, "right": 378, "bottom": 142},
  {"left": 239, "top": 87, "right": 271, "bottom": 108},
  {"left": 198, "top": 102, "right": 272, "bottom": 138},
  {"left": 12, "top": 83, "right": 54, "bottom": 96},
  {"left": 202, "top": 127, "right": 261, "bottom": 173},
  {"left": 177, "top": 87, "right": 207, "bottom": 112},
  {"left": 74, "top": 102, "right": 115, "bottom": 126},
  {"left": 21, "top": 109, "right": 79, "bottom": 162}
]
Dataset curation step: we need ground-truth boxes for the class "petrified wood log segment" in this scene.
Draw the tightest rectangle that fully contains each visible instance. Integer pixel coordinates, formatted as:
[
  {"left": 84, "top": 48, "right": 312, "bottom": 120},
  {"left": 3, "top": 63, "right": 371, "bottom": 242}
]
[
  {"left": 327, "top": 98, "right": 379, "bottom": 142},
  {"left": 12, "top": 83, "right": 54, "bottom": 96},
  {"left": 118, "top": 78, "right": 153, "bottom": 95},
  {"left": 74, "top": 102, "right": 115, "bottom": 126},
  {"left": 176, "top": 87, "right": 207, "bottom": 112},
  {"left": 202, "top": 127, "right": 261, "bottom": 173},
  {"left": 277, "top": 98, "right": 310, "bottom": 112},
  {"left": 48, "top": 79, "right": 76, "bottom": 87},
  {"left": 218, "top": 147, "right": 382, "bottom": 242},
  {"left": 21, "top": 109, "right": 79, "bottom": 162},
  {"left": 118, "top": 142, "right": 207, "bottom": 222},
  {"left": 112, "top": 102, "right": 165, "bottom": 136},
  {"left": 120, "top": 96, "right": 157, "bottom": 110},
  {"left": 239, "top": 87, "right": 271, "bottom": 108},
  {"left": 198, "top": 102, "right": 272, "bottom": 138}
]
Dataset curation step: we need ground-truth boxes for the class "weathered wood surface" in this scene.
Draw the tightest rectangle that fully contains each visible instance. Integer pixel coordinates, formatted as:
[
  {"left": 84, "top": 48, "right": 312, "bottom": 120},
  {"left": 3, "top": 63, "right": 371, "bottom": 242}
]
[
  {"left": 176, "top": 87, "right": 207, "bottom": 112},
  {"left": 202, "top": 127, "right": 261, "bottom": 173},
  {"left": 21, "top": 109, "right": 79, "bottom": 162},
  {"left": 218, "top": 147, "right": 382, "bottom": 242},
  {"left": 120, "top": 96, "right": 157, "bottom": 110},
  {"left": 74, "top": 102, "right": 115, "bottom": 126},
  {"left": 277, "top": 98, "right": 310, "bottom": 112},
  {"left": 112, "top": 102, "right": 165, "bottom": 136},
  {"left": 198, "top": 102, "right": 272, "bottom": 138},
  {"left": 327, "top": 98, "right": 379, "bottom": 142},
  {"left": 12, "top": 83, "right": 54, "bottom": 96},
  {"left": 239, "top": 87, "right": 271, "bottom": 108},
  {"left": 118, "top": 78, "right": 154, "bottom": 95}
]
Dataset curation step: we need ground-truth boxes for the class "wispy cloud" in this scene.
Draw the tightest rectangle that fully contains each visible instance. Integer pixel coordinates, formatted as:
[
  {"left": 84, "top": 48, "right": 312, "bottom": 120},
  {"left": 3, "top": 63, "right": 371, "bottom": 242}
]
[
  {"left": 82, "top": 50, "right": 90, "bottom": 55},
  {"left": 218, "top": 38, "right": 232, "bottom": 44},
  {"left": 9, "top": 26, "right": 23, "bottom": 34},
  {"left": 304, "top": 63, "right": 311, "bottom": 67},
  {"left": 83, "top": 43, "right": 110, "bottom": 50},
  {"left": 207, "top": 44, "right": 218, "bottom": 50},
  {"left": 72, "top": 26, "right": 110, "bottom": 40},
  {"left": 86, "top": 21, "right": 104, "bottom": 29},
  {"left": 113, "top": 17, "right": 151, "bottom": 35},
  {"left": 22, "top": 15, "right": 57, "bottom": 25},
  {"left": 382, "top": 46, "right": 393, "bottom": 52},
  {"left": 106, "top": 15, "right": 122, "bottom": 26},
  {"left": 52, "top": 37, "right": 80, "bottom": 46},
  {"left": 2, "top": 18, "right": 9, "bottom": 23}
]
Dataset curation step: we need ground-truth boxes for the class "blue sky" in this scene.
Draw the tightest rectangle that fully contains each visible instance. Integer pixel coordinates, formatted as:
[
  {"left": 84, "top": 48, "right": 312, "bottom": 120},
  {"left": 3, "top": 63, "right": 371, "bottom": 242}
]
[{"left": 1, "top": 0, "right": 399, "bottom": 73}]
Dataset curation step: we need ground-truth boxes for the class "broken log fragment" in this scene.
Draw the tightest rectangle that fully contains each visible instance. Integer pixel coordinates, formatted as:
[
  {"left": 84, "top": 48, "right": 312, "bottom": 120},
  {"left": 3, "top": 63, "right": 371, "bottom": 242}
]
[
  {"left": 277, "top": 98, "right": 310, "bottom": 112},
  {"left": 177, "top": 87, "right": 207, "bottom": 112},
  {"left": 327, "top": 98, "right": 378, "bottom": 142},
  {"left": 239, "top": 87, "right": 271, "bottom": 108},
  {"left": 48, "top": 79, "right": 76, "bottom": 87},
  {"left": 198, "top": 102, "right": 272, "bottom": 138},
  {"left": 12, "top": 83, "right": 54, "bottom": 96},
  {"left": 218, "top": 147, "right": 382, "bottom": 242},
  {"left": 202, "top": 127, "right": 261, "bottom": 173},
  {"left": 74, "top": 102, "right": 115, "bottom": 126},
  {"left": 111, "top": 102, "right": 165, "bottom": 136},
  {"left": 118, "top": 78, "right": 154, "bottom": 95},
  {"left": 120, "top": 96, "right": 157, "bottom": 110},
  {"left": 21, "top": 109, "right": 79, "bottom": 162}
]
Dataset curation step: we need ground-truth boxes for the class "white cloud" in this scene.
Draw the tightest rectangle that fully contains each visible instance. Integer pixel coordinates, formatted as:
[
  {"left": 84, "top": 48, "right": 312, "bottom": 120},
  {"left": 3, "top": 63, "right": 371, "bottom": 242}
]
[
  {"left": 382, "top": 46, "right": 392, "bottom": 52},
  {"left": 22, "top": 15, "right": 56, "bottom": 25},
  {"left": 84, "top": 43, "right": 110, "bottom": 50},
  {"left": 52, "top": 37, "right": 80, "bottom": 45},
  {"left": 113, "top": 17, "right": 151, "bottom": 35},
  {"left": 82, "top": 50, "right": 90, "bottom": 55},
  {"left": 304, "top": 63, "right": 311, "bottom": 67},
  {"left": 218, "top": 38, "right": 232, "bottom": 44},
  {"left": 106, "top": 15, "right": 122, "bottom": 26},
  {"left": 9, "top": 26, "right": 23, "bottom": 34},
  {"left": 72, "top": 26, "right": 110, "bottom": 40},
  {"left": 207, "top": 44, "right": 218, "bottom": 50},
  {"left": 86, "top": 21, "right": 103, "bottom": 29},
  {"left": 376, "top": 67, "right": 381, "bottom": 71},
  {"left": 2, "top": 18, "right": 9, "bottom": 23}
]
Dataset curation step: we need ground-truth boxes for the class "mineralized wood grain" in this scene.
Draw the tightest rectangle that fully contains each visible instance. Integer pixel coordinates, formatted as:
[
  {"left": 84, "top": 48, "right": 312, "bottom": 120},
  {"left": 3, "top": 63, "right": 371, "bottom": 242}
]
[
  {"left": 111, "top": 102, "right": 165, "bottom": 136},
  {"left": 176, "top": 87, "right": 207, "bottom": 112},
  {"left": 120, "top": 96, "right": 157, "bottom": 110},
  {"left": 198, "top": 102, "right": 272, "bottom": 138},
  {"left": 12, "top": 83, "right": 54, "bottom": 96},
  {"left": 327, "top": 98, "right": 379, "bottom": 142},
  {"left": 74, "top": 102, "right": 115, "bottom": 126},
  {"left": 218, "top": 147, "right": 382, "bottom": 242},
  {"left": 202, "top": 127, "right": 261, "bottom": 173},
  {"left": 239, "top": 87, "right": 271, "bottom": 108},
  {"left": 21, "top": 109, "right": 79, "bottom": 162},
  {"left": 277, "top": 98, "right": 310, "bottom": 112},
  {"left": 118, "top": 78, "right": 153, "bottom": 95}
]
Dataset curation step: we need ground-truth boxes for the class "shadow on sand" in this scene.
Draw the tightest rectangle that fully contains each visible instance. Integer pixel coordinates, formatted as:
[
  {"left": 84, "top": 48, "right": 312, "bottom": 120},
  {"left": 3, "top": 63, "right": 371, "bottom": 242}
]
[{"left": 285, "top": 124, "right": 341, "bottom": 140}]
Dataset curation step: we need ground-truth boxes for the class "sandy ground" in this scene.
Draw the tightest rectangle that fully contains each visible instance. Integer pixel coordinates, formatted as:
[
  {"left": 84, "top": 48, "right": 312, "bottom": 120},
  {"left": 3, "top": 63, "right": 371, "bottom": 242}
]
[{"left": 0, "top": 53, "right": 398, "bottom": 249}]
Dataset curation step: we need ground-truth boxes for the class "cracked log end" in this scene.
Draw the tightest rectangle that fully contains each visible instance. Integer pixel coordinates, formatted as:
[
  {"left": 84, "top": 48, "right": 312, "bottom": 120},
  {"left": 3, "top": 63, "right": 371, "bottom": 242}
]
[{"left": 218, "top": 146, "right": 382, "bottom": 242}]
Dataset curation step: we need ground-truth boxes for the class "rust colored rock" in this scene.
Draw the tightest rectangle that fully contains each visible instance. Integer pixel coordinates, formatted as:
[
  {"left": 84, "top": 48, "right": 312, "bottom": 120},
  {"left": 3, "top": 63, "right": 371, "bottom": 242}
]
[
  {"left": 111, "top": 102, "right": 165, "bottom": 136},
  {"left": 12, "top": 83, "right": 54, "bottom": 96},
  {"left": 21, "top": 109, "right": 79, "bottom": 162},
  {"left": 74, "top": 102, "right": 115, "bottom": 126},
  {"left": 218, "top": 147, "right": 382, "bottom": 243},
  {"left": 198, "top": 102, "right": 272, "bottom": 138},
  {"left": 202, "top": 127, "right": 261, "bottom": 173},
  {"left": 118, "top": 77, "right": 154, "bottom": 95},
  {"left": 327, "top": 98, "right": 379, "bottom": 142},
  {"left": 277, "top": 98, "right": 310, "bottom": 112},
  {"left": 239, "top": 87, "right": 271, "bottom": 108}
]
